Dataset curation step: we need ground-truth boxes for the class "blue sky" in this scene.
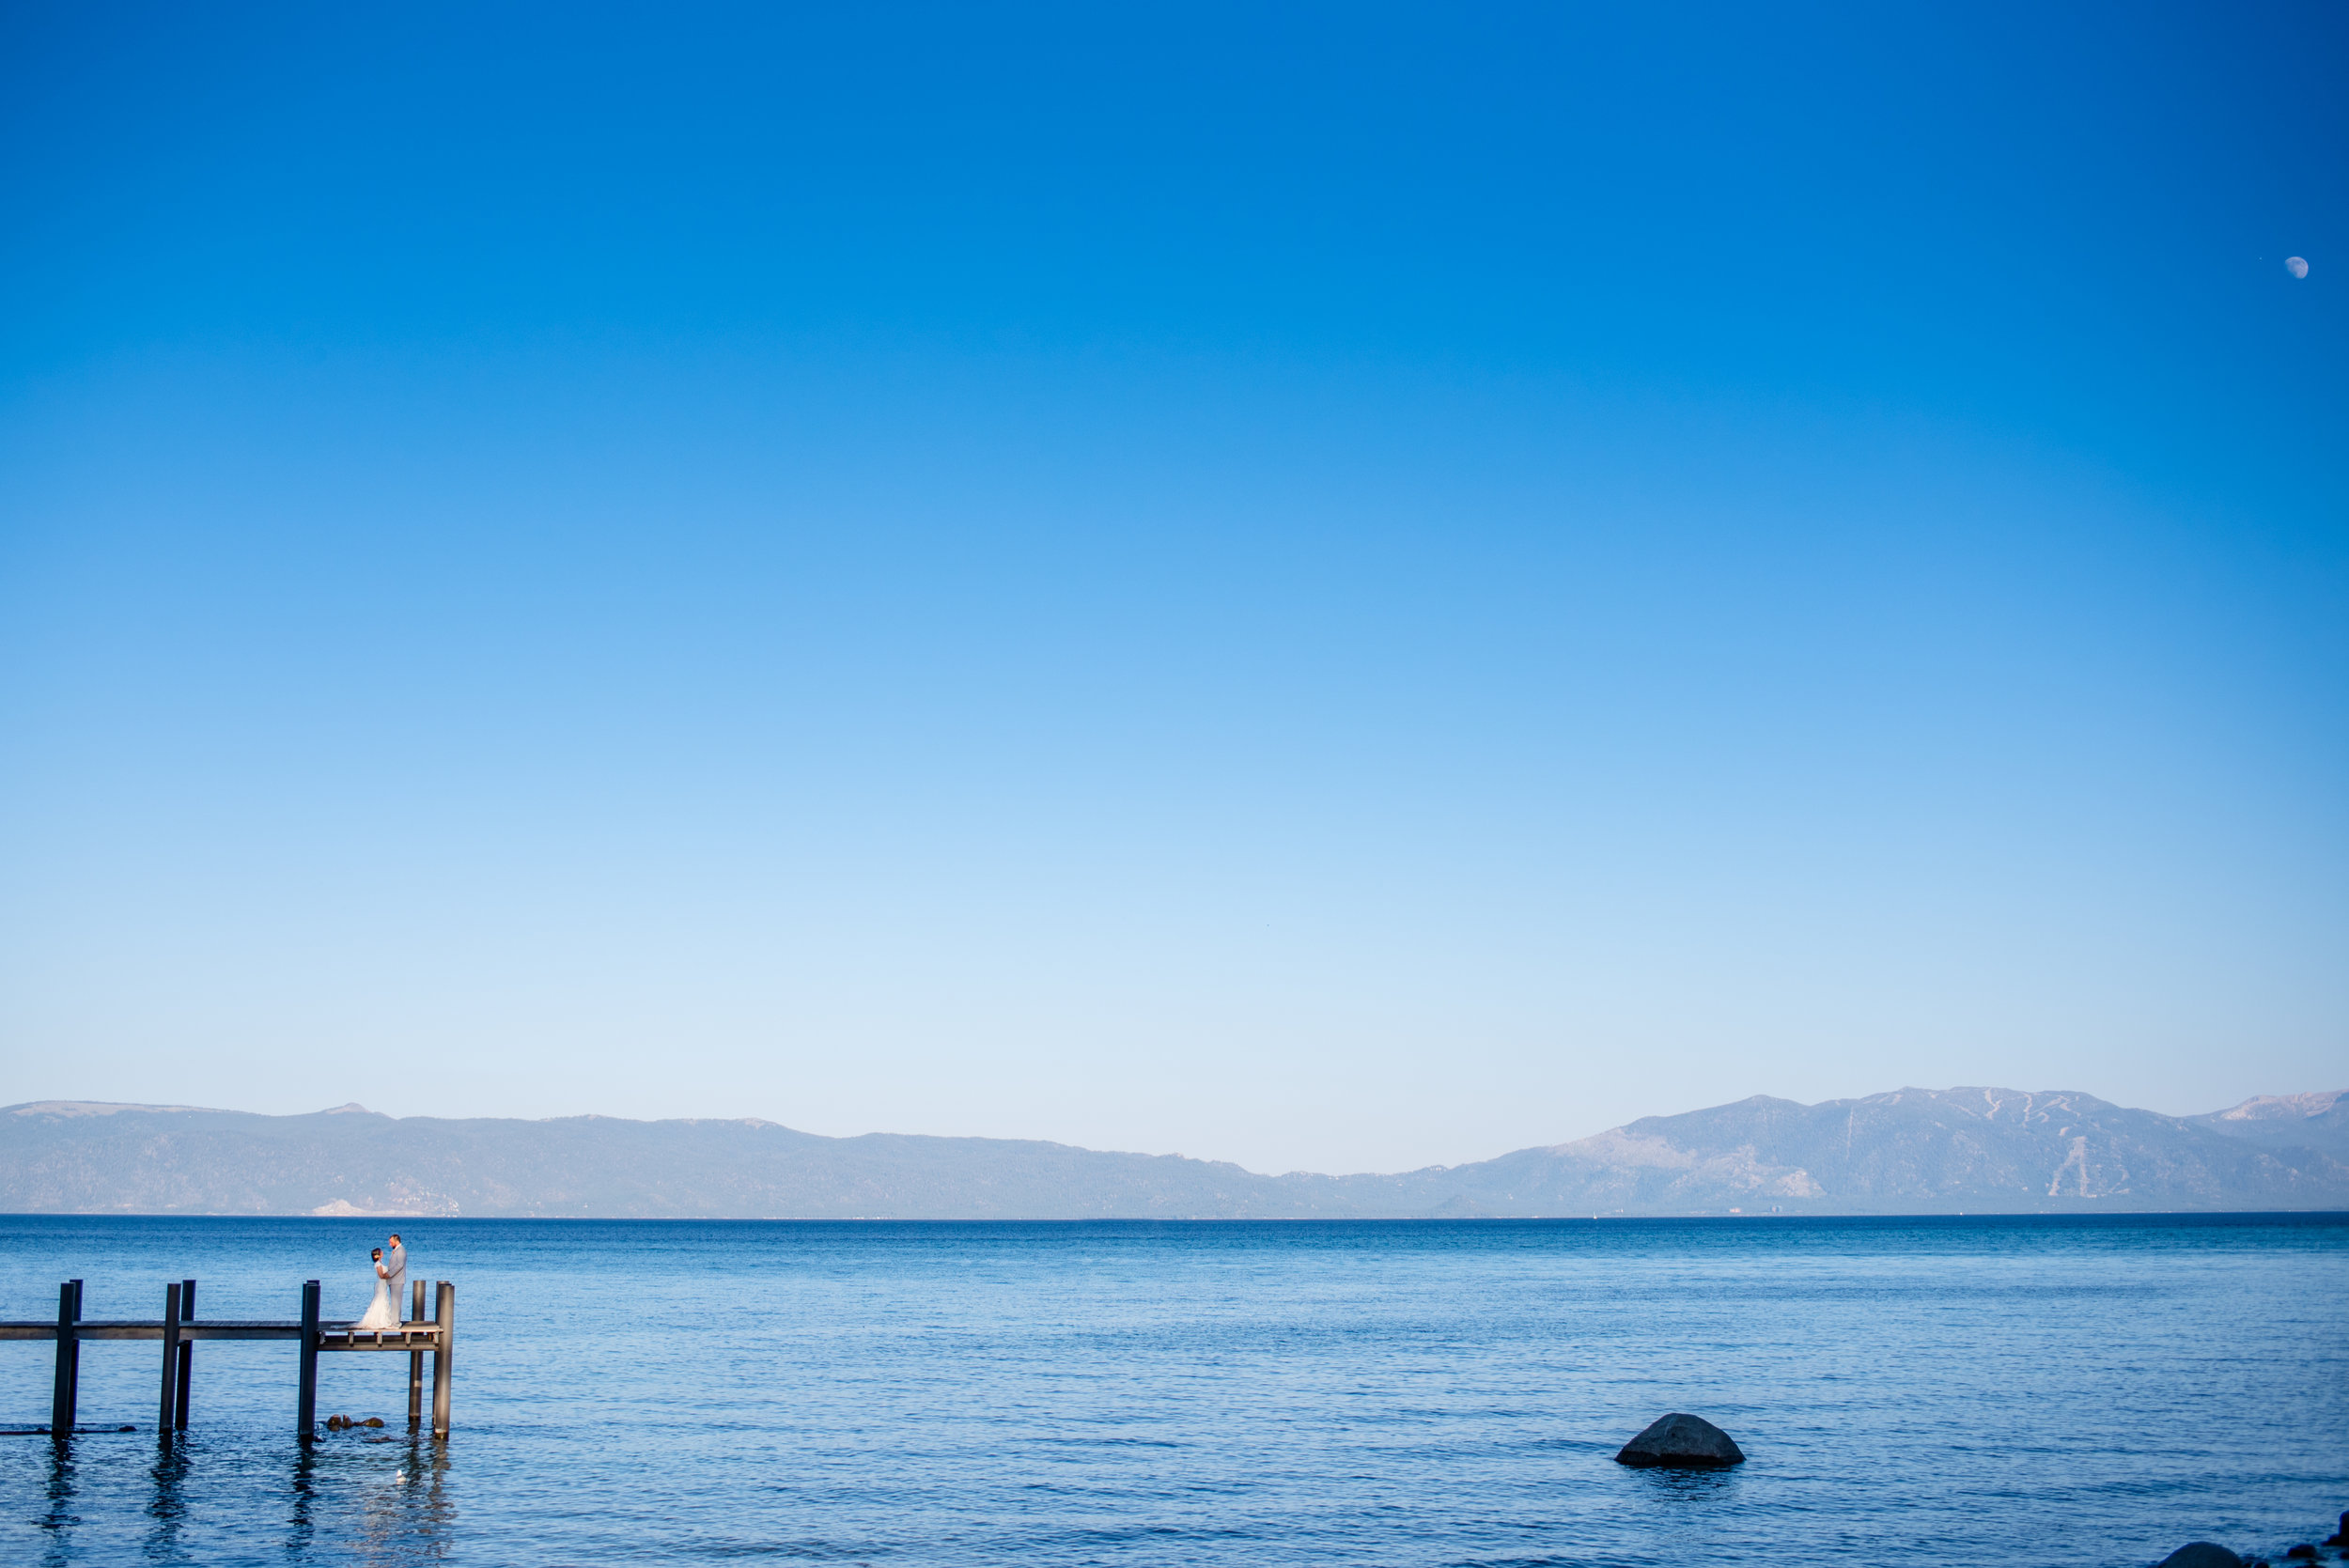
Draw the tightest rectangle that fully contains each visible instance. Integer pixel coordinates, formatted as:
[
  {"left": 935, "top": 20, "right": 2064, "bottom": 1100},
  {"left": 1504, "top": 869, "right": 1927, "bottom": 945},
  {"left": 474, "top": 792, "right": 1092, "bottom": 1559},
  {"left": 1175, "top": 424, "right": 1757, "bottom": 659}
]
[{"left": 2, "top": 2, "right": 2342, "bottom": 1172}]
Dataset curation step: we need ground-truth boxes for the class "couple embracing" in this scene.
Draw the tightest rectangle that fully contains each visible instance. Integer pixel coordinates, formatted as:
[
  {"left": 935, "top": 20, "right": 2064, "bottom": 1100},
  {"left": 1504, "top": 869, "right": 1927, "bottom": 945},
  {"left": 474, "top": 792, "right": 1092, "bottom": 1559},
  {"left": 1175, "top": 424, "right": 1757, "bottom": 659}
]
[{"left": 353, "top": 1233, "right": 409, "bottom": 1328}]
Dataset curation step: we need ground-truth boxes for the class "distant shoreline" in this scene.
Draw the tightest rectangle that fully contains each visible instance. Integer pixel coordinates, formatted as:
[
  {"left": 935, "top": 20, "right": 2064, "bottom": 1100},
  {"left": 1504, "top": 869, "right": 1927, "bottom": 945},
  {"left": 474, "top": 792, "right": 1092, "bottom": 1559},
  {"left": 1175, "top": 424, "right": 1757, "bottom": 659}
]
[{"left": 9, "top": 1088, "right": 2344, "bottom": 1219}]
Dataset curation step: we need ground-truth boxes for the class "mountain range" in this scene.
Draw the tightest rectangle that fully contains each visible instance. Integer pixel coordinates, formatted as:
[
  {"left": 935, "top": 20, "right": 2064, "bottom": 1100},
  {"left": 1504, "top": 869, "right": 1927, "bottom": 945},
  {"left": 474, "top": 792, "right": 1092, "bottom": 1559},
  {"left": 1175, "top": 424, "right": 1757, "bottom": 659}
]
[{"left": 5, "top": 1086, "right": 2343, "bottom": 1219}]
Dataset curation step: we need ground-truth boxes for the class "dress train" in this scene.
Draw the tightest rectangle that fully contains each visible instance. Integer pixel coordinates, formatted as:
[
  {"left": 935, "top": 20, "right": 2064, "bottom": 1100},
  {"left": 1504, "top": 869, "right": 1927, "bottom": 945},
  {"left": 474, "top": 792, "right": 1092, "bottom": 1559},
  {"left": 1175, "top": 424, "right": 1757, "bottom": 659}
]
[{"left": 354, "top": 1273, "right": 398, "bottom": 1329}]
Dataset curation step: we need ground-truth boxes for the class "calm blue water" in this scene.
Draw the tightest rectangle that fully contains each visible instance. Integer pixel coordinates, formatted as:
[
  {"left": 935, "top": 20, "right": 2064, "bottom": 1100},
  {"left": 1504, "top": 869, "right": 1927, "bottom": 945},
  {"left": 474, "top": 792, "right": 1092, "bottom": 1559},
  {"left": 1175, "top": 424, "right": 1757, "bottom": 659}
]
[{"left": 1, "top": 1216, "right": 2343, "bottom": 1566}]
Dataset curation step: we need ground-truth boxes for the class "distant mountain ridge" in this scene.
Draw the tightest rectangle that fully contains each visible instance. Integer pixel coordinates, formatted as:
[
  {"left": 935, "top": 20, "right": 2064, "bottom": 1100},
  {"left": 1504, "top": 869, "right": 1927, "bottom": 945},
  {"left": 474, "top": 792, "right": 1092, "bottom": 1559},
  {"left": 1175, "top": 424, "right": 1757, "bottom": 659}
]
[
  {"left": 4, "top": 1087, "right": 2343, "bottom": 1219},
  {"left": 2186, "top": 1090, "right": 2349, "bottom": 1160}
]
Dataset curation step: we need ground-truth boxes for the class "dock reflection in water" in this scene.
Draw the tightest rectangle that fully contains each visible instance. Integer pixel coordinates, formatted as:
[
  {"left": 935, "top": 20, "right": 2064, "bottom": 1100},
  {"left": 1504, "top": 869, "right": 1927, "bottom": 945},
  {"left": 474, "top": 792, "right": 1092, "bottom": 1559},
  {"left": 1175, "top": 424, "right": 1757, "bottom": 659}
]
[{"left": 346, "top": 1436, "right": 454, "bottom": 1568}]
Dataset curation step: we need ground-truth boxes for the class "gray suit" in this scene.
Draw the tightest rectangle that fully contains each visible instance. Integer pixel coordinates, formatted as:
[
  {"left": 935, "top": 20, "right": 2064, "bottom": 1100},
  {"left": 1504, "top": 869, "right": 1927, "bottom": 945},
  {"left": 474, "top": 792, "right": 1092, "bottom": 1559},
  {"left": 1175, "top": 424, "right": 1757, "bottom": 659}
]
[{"left": 384, "top": 1242, "right": 408, "bottom": 1311}]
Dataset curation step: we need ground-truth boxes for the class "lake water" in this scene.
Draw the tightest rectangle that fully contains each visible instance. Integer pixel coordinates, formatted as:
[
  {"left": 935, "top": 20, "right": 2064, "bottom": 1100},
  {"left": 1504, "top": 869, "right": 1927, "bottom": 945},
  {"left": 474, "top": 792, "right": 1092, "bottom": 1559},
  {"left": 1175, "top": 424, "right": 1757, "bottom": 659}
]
[{"left": 1, "top": 1215, "right": 2343, "bottom": 1566}]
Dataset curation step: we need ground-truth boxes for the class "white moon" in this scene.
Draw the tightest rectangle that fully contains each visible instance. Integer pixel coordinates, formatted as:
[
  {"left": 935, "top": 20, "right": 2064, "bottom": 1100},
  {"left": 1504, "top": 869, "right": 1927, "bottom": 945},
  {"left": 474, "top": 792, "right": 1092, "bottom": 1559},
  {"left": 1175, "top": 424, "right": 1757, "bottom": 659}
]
[{"left": 2285, "top": 256, "right": 2310, "bottom": 278}]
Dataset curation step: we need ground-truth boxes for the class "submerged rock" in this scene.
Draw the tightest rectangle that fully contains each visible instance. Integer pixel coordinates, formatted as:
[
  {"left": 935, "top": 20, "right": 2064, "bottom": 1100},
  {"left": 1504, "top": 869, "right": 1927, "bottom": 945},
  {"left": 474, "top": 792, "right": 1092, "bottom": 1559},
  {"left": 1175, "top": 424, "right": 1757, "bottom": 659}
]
[
  {"left": 362, "top": 1418, "right": 384, "bottom": 1428},
  {"left": 1613, "top": 1412, "right": 1745, "bottom": 1468},
  {"left": 2156, "top": 1545, "right": 2244, "bottom": 1568},
  {"left": 2326, "top": 1514, "right": 2348, "bottom": 1548}
]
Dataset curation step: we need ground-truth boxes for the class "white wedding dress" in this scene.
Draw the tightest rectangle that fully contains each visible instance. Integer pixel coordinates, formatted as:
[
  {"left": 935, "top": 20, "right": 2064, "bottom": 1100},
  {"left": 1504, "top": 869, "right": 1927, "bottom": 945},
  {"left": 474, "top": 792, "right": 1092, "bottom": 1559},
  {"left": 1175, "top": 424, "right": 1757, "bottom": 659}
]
[{"left": 355, "top": 1267, "right": 399, "bottom": 1329}]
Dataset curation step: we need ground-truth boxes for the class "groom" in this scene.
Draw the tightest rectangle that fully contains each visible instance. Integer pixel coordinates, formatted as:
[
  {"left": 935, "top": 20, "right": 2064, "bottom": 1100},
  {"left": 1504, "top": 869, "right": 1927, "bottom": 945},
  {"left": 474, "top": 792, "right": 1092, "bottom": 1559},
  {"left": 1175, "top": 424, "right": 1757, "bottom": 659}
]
[{"left": 384, "top": 1233, "right": 408, "bottom": 1315}]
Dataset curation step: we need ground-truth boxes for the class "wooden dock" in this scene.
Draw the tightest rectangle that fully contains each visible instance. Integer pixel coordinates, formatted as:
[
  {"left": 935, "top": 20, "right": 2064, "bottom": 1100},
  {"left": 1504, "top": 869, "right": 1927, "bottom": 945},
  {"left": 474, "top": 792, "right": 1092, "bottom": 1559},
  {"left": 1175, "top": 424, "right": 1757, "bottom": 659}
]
[{"left": 1, "top": 1278, "right": 457, "bottom": 1440}]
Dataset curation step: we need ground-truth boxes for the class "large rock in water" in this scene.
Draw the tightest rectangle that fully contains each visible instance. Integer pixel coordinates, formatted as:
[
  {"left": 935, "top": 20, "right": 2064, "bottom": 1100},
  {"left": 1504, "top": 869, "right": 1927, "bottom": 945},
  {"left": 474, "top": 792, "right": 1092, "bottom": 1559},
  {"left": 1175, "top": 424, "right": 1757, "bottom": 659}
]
[
  {"left": 2155, "top": 1546, "right": 2243, "bottom": 1568},
  {"left": 1613, "top": 1412, "right": 1746, "bottom": 1468}
]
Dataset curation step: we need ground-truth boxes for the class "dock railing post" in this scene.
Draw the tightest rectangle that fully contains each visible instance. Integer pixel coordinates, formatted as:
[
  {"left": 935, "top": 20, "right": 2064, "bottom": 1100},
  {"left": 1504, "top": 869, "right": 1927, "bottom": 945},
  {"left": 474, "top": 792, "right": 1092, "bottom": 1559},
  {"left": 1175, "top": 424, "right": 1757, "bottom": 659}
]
[
  {"left": 408, "top": 1279, "right": 426, "bottom": 1430},
  {"left": 175, "top": 1279, "right": 195, "bottom": 1431},
  {"left": 158, "top": 1281, "right": 182, "bottom": 1435},
  {"left": 297, "top": 1280, "right": 321, "bottom": 1439},
  {"left": 429, "top": 1281, "right": 454, "bottom": 1438},
  {"left": 50, "top": 1280, "right": 81, "bottom": 1439}
]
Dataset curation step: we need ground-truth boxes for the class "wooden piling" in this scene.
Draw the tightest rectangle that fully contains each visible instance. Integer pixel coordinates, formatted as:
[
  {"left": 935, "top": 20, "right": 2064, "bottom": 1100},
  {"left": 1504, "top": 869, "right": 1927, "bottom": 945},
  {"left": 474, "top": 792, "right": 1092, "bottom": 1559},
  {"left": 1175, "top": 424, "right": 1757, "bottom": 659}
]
[
  {"left": 296, "top": 1280, "right": 320, "bottom": 1439},
  {"left": 65, "top": 1281, "right": 84, "bottom": 1423},
  {"left": 50, "top": 1280, "right": 81, "bottom": 1438},
  {"left": 429, "top": 1281, "right": 454, "bottom": 1438},
  {"left": 408, "top": 1280, "right": 426, "bottom": 1429},
  {"left": 157, "top": 1281, "right": 182, "bottom": 1434},
  {"left": 174, "top": 1278, "right": 195, "bottom": 1430}
]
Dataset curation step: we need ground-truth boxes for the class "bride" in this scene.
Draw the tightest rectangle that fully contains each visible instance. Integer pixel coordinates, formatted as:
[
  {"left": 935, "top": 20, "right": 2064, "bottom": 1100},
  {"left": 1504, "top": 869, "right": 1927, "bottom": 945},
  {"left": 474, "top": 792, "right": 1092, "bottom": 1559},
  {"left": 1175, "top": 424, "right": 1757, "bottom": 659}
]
[{"left": 354, "top": 1247, "right": 400, "bottom": 1328}]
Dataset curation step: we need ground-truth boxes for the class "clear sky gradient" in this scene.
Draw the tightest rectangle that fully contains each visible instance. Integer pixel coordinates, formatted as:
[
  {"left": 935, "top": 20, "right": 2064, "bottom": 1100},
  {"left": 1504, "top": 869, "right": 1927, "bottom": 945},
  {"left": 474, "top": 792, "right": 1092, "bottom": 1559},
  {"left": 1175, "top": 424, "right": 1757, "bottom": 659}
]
[{"left": 3, "top": 3, "right": 2343, "bottom": 1173}]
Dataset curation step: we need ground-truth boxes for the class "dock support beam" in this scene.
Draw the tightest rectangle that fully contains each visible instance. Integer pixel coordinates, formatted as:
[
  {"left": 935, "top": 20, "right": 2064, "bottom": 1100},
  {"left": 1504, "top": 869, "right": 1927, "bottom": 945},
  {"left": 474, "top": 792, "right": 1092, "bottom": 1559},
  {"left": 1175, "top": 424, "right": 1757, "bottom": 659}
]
[
  {"left": 51, "top": 1280, "right": 81, "bottom": 1439},
  {"left": 175, "top": 1279, "right": 195, "bottom": 1431},
  {"left": 429, "top": 1281, "right": 454, "bottom": 1438},
  {"left": 157, "top": 1281, "right": 182, "bottom": 1435},
  {"left": 296, "top": 1280, "right": 320, "bottom": 1439},
  {"left": 407, "top": 1280, "right": 426, "bottom": 1430}
]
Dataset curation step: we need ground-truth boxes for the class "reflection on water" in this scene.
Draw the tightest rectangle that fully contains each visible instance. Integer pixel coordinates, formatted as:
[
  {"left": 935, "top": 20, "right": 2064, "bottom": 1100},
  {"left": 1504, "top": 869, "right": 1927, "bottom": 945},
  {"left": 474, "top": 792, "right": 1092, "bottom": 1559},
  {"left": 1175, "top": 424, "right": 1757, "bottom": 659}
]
[
  {"left": 146, "top": 1439, "right": 190, "bottom": 1559},
  {"left": 349, "top": 1436, "right": 454, "bottom": 1568},
  {"left": 286, "top": 1434, "right": 456, "bottom": 1566},
  {"left": 39, "top": 1442, "right": 78, "bottom": 1568},
  {"left": 23, "top": 1430, "right": 455, "bottom": 1567},
  {"left": 1635, "top": 1464, "right": 1741, "bottom": 1503},
  {"left": 286, "top": 1439, "right": 315, "bottom": 1558}
]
